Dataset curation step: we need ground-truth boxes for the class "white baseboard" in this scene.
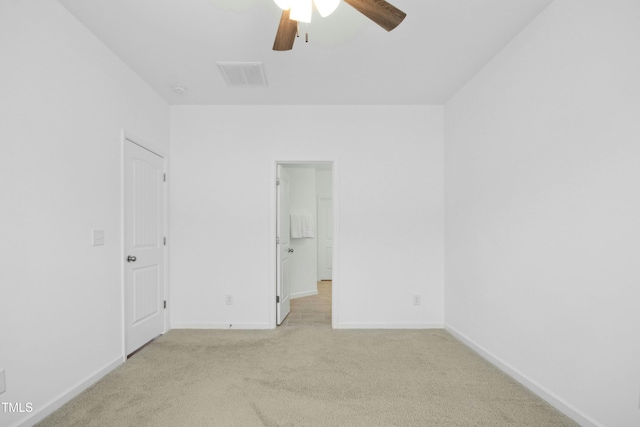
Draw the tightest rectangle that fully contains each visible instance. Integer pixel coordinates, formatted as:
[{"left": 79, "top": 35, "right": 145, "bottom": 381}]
[
  {"left": 335, "top": 322, "right": 444, "bottom": 329},
  {"left": 291, "top": 290, "right": 318, "bottom": 299},
  {"left": 16, "top": 357, "right": 123, "bottom": 427},
  {"left": 444, "top": 324, "right": 602, "bottom": 427},
  {"left": 171, "top": 323, "right": 272, "bottom": 330}
]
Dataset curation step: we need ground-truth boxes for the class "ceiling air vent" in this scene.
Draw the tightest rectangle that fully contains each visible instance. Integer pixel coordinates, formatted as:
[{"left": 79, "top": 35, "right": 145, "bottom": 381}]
[{"left": 217, "top": 62, "right": 267, "bottom": 87}]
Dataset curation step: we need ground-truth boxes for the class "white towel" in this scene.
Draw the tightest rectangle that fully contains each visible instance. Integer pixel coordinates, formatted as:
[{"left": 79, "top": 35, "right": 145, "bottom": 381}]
[
  {"left": 301, "top": 214, "right": 315, "bottom": 238},
  {"left": 290, "top": 214, "right": 315, "bottom": 238},
  {"left": 290, "top": 213, "right": 303, "bottom": 238}
]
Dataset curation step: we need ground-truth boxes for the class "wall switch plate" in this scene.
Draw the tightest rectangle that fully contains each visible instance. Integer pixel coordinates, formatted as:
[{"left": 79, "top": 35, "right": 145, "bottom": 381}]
[
  {"left": 0, "top": 369, "right": 6, "bottom": 394},
  {"left": 92, "top": 229, "right": 105, "bottom": 246},
  {"left": 413, "top": 295, "right": 421, "bottom": 306},
  {"left": 225, "top": 295, "right": 233, "bottom": 305}
]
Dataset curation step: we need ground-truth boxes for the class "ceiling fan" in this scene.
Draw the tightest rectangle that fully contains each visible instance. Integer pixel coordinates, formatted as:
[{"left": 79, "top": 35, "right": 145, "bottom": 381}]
[{"left": 273, "top": 0, "right": 407, "bottom": 51}]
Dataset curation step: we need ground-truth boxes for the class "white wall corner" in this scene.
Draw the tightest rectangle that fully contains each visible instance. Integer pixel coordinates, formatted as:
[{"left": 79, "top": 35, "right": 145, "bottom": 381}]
[{"left": 444, "top": 325, "right": 604, "bottom": 427}]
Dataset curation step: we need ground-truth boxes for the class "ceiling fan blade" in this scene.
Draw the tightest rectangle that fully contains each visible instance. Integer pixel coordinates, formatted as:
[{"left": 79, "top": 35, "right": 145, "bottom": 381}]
[
  {"left": 343, "top": 0, "right": 406, "bottom": 32},
  {"left": 273, "top": 9, "right": 298, "bottom": 51}
]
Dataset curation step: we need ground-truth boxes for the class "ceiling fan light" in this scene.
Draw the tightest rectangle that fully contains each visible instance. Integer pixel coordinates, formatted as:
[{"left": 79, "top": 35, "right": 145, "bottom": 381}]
[
  {"left": 273, "top": 0, "right": 292, "bottom": 10},
  {"left": 313, "top": 0, "right": 340, "bottom": 17},
  {"left": 289, "top": 0, "right": 312, "bottom": 23}
]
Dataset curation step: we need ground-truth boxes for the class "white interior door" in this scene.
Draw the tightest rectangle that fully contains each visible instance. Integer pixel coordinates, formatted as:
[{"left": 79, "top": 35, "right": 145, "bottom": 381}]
[
  {"left": 276, "top": 165, "right": 291, "bottom": 325},
  {"left": 124, "top": 140, "right": 165, "bottom": 355},
  {"left": 318, "top": 197, "right": 333, "bottom": 281}
]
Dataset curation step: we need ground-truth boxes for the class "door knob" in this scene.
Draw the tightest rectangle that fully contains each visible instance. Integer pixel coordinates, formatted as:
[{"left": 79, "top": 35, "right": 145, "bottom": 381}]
[
  {"left": 127, "top": 255, "right": 137, "bottom": 262},
  {"left": 288, "top": 248, "right": 294, "bottom": 253}
]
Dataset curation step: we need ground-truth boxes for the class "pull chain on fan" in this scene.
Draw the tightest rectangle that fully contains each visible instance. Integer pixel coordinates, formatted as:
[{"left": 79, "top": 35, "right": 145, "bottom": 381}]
[{"left": 294, "top": 21, "right": 310, "bottom": 44}]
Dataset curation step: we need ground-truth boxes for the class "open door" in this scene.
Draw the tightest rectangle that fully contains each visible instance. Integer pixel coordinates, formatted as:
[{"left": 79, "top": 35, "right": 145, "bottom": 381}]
[
  {"left": 123, "top": 139, "right": 166, "bottom": 355},
  {"left": 276, "top": 165, "right": 291, "bottom": 325}
]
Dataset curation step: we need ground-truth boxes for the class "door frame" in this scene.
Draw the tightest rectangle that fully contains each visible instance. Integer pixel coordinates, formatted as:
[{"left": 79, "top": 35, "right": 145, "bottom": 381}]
[
  {"left": 270, "top": 160, "right": 339, "bottom": 329},
  {"left": 120, "top": 130, "right": 170, "bottom": 359}
]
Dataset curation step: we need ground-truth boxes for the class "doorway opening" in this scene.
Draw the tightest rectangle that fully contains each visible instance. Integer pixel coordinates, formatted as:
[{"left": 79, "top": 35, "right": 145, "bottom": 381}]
[{"left": 275, "top": 162, "right": 335, "bottom": 328}]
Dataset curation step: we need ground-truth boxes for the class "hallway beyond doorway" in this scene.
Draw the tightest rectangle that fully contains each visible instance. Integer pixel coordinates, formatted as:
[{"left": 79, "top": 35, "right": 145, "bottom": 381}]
[{"left": 281, "top": 281, "right": 332, "bottom": 327}]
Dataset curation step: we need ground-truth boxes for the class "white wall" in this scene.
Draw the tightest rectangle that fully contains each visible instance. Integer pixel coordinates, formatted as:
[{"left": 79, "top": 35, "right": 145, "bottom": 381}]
[
  {"left": 170, "top": 105, "right": 444, "bottom": 329},
  {"left": 286, "top": 166, "right": 319, "bottom": 299},
  {"left": 444, "top": 1, "right": 640, "bottom": 426},
  {"left": 0, "top": 1, "right": 169, "bottom": 426}
]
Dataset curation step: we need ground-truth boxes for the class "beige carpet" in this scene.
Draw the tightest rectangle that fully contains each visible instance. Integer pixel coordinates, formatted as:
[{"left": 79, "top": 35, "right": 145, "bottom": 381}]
[{"left": 39, "top": 285, "right": 577, "bottom": 426}]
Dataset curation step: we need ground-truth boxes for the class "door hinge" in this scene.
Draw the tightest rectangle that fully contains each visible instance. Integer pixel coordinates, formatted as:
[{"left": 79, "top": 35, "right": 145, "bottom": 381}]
[
  {"left": 276, "top": 236, "right": 280, "bottom": 245},
  {"left": 164, "top": 300, "right": 167, "bottom": 309},
  {"left": 163, "top": 236, "right": 167, "bottom": 246},
  {"left": 276, "top": 296, "right": 280, "bottom": 303},
  {"left": 276, "top": 178, "right": 280, "bottom": 186}
]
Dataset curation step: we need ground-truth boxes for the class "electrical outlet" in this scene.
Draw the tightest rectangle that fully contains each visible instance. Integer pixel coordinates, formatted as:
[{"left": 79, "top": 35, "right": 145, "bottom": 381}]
[
  {"left": 91, "top": 229, "right": 105, "bottom": 246},
  {"left": 225, "top": 295, "right": 233, "bottom": 305},
  {"left": 0, "top": 369, "right": 6, "bottom": 394},
  {"left": 413, "top": 295, "right": 421, "bottom": 306}
]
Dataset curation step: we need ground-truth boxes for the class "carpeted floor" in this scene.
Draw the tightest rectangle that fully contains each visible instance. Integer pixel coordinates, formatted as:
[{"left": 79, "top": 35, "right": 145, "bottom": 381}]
[{"left": 38, "top": 284, "right": 577, "bottom": 427}]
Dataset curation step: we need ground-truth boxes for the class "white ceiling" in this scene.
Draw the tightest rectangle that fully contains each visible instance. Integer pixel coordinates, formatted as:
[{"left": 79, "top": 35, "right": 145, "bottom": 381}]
[{"left": 56, "top": 0, "right": 554, "bottom": 105}]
